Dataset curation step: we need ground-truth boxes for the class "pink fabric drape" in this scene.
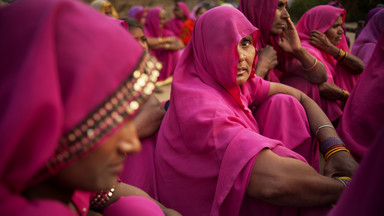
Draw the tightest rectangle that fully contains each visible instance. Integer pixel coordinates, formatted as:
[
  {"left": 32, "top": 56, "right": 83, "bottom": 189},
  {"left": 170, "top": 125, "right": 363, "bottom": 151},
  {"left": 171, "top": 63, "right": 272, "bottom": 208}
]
[
  {"left": 166, "top": 2, "right": 190, "bottom": 35},
  {"left": 144, "top": 7, "right": 180, "bottom": 81},
  {"left": 336, "top": 30, "right": 384, "bottom": 162},
  {"left": 0, "top": 0, "right": 159, "bottom": 214},
  {"left": 351, "top": 9, "right": 384, "bottom": 66},
  {"left": 155, "top": 6, "right": 318, "bottom": 216}
]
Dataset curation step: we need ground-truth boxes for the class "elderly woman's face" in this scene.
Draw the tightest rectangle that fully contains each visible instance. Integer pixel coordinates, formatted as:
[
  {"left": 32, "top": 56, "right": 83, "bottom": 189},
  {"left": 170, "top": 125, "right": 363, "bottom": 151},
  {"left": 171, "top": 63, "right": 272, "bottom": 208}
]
[
  {"left": 325, "top": 15, "right": 344, "bottom": 46},
  {"left": 54, "top": 119, "right": 141, "bottom": 191},
  {"left": 270, "top": 0, "right": 289, "bottom": 35},
  {"left": 237, "top": 35, "right": 256, "bottom": 85}
]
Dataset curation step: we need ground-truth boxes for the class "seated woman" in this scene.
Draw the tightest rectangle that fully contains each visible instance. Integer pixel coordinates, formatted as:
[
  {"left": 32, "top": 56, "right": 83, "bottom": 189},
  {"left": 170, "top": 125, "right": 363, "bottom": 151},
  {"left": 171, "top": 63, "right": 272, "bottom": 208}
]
[
  {"left": 155, "top": 6, "right": 358, "bottom": 216},
  {"left": 0, "top": 0, "right": 165, "bottom": 215},
  {"left": 166, "top": 2, "right": 190, "bottom": 36},
  {"left": 238, "top": 0, "right": 343, "bottom": 123},
  {"left": 295, "top": 5, "right": 365, "bottom": 124},
  {"left": 90, "top": 0, "right": 119, "bottom": 18},
  {"left": 351, "top": 9, "right": 384, "bottom": 66},
  {"left": 336, "top": 30, "right": 384, "bottom": 162},
  {"left": 144, "top": 7, "right": 185, "bottom": 81},
  {"left": 238, "top": 0, "right": 328, "bottom": 84}
]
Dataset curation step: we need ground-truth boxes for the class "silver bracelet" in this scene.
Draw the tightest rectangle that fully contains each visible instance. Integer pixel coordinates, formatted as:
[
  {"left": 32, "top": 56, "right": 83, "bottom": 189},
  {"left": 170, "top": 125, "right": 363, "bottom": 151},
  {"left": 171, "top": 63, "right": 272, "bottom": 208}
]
[{"left": 315, "top": 124, "right": 335, "bottom": 138}]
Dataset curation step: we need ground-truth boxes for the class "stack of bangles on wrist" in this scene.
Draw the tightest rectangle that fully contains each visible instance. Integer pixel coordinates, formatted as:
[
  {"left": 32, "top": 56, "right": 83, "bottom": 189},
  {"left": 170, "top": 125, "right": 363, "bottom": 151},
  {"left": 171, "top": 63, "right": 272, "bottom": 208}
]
[
  {"left": 303, "top": 58, "right": 319, "bottom": 72},
  {"left": 90, "top": 185, "right": 116, "bottom": 212},
  {"left": 335, "top": 49, "right": 347, "bottom": 62},
  {"left": 333, "top": 176, "right": 351, "bottom": 188},
  {"left": 320, "top": 136, "right": 350, "bottom": 160}
]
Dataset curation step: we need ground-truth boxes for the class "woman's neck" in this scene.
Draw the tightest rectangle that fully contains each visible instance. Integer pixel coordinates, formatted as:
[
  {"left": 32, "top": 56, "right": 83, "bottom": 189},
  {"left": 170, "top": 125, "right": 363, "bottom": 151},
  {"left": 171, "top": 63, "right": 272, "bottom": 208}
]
[{"left": 23, "top": 179, "right": 77, "bottom": 213}]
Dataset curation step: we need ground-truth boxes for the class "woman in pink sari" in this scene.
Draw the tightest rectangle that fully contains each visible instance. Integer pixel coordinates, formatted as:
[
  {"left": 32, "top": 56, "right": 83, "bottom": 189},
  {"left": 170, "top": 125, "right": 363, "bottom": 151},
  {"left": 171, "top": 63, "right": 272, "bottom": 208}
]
[
  {"left": 238, "top": 0, "right": 344, "bottom": 124},
  {"left": 336, "top": 30, "right": 384, "bottom": 162},
  {"left": 351, "top": 9, "right": 384, "bottom": 66},
  {"left": 295, "top": 5, "right": 365, "bottom": 124},
  {"left": 166, "top": 1, "right": 190, "bottom": 36},
  {"left": 238, "top": 0, "right": 328, "bottom": 84},
  {"left": 155, "top": 6, "right": 357, "bottom": 216},
  {"left": 144, "top": 7, "right": 184, "bottom": 81},
  {"left": 0, "top": 0, "right": 165, "bottom": 215}
]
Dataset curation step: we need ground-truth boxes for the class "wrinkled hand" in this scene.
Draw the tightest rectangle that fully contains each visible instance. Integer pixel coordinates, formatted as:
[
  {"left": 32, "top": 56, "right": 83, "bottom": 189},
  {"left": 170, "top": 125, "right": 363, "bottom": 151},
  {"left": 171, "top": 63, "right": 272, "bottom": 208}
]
[
  {"left": 309, "top": 30, "right": 333, "bottom": 53},
  {"left": 254, "top": 45, "right": 278, "bottom": 79},
  {"left": 278, "top": 17, "right": 301, "bottom": 54},
  {"left": 259, "top": 45, "right": 278, "bottom": 70},
  {"left": 323, "top": 151, "right": 359, "bottom": 178}
]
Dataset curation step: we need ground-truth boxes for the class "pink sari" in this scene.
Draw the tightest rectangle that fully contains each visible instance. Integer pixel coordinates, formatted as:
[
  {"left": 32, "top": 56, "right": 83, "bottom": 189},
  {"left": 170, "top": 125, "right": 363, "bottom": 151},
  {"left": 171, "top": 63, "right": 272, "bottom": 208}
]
[
  {"left": 336, "top": 30, "right": 384, "bottom": 162},
  {"left": 166, "top": 2, "right": 190, "bottom": 35},
  {"left": 0, "top": 0, "right": 161, "bottom": 214},
  {"left": 351, "top": 9, "right": 384, "bottom": 66},
  {"left": 144, "top": 7, "right": 180, "bottom": 81},
  {"left": 155, "top": 6, "right": 320, "bottom": 216}
]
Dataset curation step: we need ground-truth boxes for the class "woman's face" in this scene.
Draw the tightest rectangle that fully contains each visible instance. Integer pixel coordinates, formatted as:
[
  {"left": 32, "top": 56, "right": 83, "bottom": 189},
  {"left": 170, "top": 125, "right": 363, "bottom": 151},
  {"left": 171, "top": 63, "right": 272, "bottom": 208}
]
[
  {"left": 103, "top": 5, "right": 113, "bottom": 17},
  {"left": 129, "top": 27, "right": 148, "bottom": 51},
  {"left": 174, "top": 5, "right": 185, "bottom": 19},
  {"left": 325, "top": 15, "right": 344, "bottom": 46},
  {"left": 270, "top": 0, "right": 289, "bottom": 35},
  {"left": 159, "top": 10, "right": 167, "bottom": 29},
  {"left": 54, "top": 119, "right": 141, "bottom": 191},
  {"left": 195, "top": 7, "right": 207, "bottom": 19},
  {"left": 140, "top": 11, "right": 147, "bottom": 26},
  {"left": 237, "top": 35, "right": 256, "bottom": 86}
]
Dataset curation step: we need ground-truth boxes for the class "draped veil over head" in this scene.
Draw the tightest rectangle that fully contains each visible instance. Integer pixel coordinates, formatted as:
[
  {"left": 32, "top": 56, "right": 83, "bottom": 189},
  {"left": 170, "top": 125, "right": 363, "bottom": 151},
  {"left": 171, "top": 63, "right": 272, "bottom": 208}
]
[
  {"left": 155, "top": 6, "right": 307, "bottom": 216},
  {"left": 0, "top": 0, "right": 159, "bottom": 214}
]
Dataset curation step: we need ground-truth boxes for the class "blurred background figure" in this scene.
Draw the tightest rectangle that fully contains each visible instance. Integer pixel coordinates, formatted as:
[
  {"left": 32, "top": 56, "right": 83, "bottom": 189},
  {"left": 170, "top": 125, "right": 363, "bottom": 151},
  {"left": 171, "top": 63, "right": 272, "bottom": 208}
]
[{"left": 90, "top": 0, "right": 118, "bottom": 18}]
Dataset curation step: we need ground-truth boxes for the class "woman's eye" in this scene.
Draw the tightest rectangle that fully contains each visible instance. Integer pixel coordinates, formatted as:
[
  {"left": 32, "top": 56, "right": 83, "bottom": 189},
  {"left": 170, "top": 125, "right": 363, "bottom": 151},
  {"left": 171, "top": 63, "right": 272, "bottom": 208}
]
[{"left": 242, "top": 41, "right": 251, "bottom": 47}]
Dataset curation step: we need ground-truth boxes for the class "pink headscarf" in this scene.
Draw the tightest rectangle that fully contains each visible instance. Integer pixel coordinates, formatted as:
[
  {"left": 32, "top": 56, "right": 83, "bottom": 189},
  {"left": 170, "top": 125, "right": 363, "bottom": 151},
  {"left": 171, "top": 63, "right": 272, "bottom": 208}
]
[
  {"left": 0, "top": 0, "right": 159, "bottom": 214},
  {"left": 134, "top": 9, "right": 146, "bottom": 24},
  {"left": 166, "top": 2, "right": 190, "bottom": 35},
  {"left": 336, "top": 30, "right": 384, "bottom": 162},
  {"left": 144, "top": 7, "right": 180, "bottom": 81},
  {"left": 351, "top": 9, "right": 384, "bottom": 66},
  {"left": 155, "top": 6, "right": 308, "bottom": 216},
  {"left": 238, "top": 0, "right": 277, "bottom": 47},
  {"left": 296, "top": 5, "right": 358, "bottom": 92}
]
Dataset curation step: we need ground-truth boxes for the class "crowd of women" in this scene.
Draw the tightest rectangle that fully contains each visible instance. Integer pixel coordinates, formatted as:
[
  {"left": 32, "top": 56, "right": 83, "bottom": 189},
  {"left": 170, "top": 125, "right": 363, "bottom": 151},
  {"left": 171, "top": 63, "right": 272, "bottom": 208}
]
[{"left": 1, "top": 0, "right": 384, "bottom": 215}]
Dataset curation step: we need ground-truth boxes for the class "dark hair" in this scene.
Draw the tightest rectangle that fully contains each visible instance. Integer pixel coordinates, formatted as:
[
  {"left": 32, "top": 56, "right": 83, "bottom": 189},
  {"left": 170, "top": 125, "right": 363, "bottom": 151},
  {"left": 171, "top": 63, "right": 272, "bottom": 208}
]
[
  {"left": 195, "top": 2, "right": 212, "bottom": 17},
  {"left": 120, "top": 17, "right": 143, "bottom": 31}
]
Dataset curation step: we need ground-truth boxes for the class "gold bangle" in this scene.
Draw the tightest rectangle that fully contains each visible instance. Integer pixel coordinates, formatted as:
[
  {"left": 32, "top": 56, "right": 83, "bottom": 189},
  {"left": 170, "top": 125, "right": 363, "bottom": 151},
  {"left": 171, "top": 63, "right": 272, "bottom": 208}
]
[
  {"left": 164, "top": 43, "right": 170, "bottom": 49},
  {"left": 303, "top": 58, "right": 318, "bottom": 71},
  {"left": 336, "top": 49, "right": 346, "bottom": 61}
]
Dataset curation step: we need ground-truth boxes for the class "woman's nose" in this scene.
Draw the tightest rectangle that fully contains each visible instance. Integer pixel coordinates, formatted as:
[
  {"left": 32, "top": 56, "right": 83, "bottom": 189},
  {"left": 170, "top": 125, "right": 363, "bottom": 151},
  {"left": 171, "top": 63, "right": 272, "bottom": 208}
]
[{"left": 118, "top": 137, "right": 141, "bottom": 155}]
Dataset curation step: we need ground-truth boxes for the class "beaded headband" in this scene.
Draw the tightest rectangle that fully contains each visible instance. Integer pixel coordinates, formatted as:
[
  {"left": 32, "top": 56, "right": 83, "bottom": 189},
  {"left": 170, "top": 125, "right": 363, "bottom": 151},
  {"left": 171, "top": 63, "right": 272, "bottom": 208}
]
[{"left": 34, "top": 52, "right": 161, "bottom": 181}]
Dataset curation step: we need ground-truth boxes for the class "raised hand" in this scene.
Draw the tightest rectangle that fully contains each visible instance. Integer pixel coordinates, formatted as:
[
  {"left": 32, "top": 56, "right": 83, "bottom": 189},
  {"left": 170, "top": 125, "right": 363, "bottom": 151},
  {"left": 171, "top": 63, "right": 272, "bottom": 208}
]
[
  {"left": 278, "top": 17, "right": 302, "bottom": 55},
  {"left": 255, "top": 45, "right": 278, "bottom": 78},
  {"left": 309, "top": 30, "right": 334, "bottom": 53}
]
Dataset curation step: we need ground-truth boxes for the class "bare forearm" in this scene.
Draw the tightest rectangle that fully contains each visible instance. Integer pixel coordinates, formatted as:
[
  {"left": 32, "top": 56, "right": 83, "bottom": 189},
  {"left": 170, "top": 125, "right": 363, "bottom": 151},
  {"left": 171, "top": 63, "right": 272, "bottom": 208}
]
[
  {"left": 248, "top": 149, "right": 344, "bottom": 206},
  {"left": 338, "top": 53, "right": 365, "bottom": 75},
  {"left": 293, "top": 47, "right": 327, "bottom": 83}
]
